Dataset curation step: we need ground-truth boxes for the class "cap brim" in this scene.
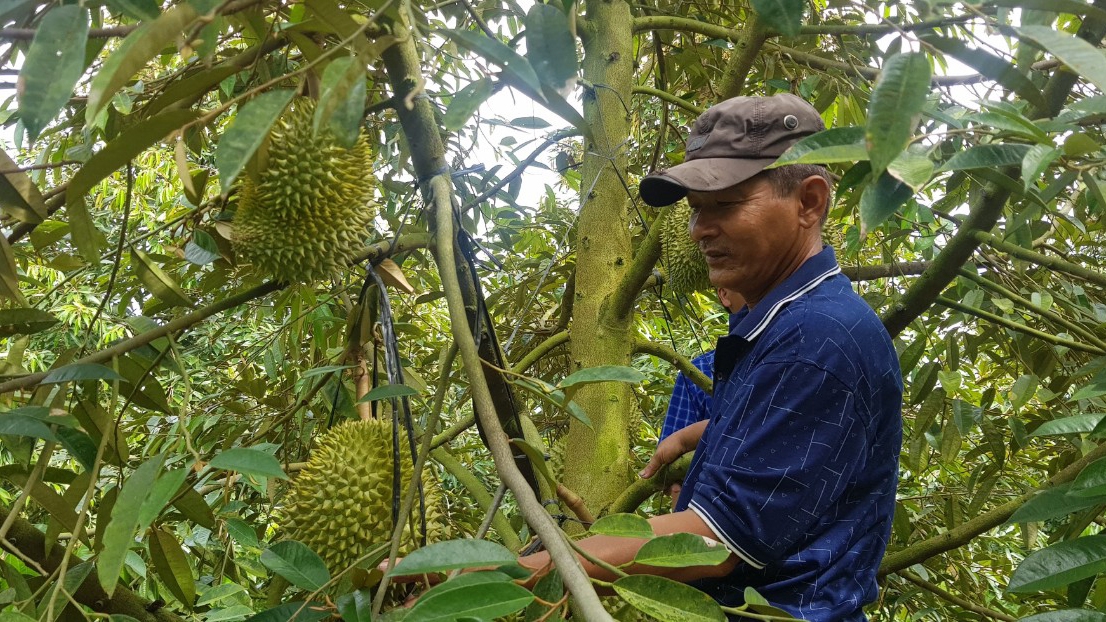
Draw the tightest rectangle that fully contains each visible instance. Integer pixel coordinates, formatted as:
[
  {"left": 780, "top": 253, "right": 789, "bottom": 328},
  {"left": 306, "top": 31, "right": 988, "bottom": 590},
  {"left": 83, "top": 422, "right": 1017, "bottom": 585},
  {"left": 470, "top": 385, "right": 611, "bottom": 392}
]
[{"left": 639, "top": 157, "right": 779, "bottom": 207}]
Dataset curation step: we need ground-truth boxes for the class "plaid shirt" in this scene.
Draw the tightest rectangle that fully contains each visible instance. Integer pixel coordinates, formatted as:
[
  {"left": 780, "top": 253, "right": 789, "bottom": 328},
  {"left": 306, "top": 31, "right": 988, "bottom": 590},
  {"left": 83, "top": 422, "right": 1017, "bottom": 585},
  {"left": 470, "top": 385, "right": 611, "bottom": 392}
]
[{"left": 659, "top": 351, "right": 715, "bottom": 441}]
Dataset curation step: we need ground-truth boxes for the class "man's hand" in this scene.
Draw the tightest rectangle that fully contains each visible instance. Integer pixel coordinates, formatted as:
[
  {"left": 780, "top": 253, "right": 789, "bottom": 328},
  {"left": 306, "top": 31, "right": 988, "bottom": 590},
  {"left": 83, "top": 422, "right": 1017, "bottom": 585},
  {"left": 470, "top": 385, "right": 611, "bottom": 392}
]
[{"left": 639, "top": 420, "right": 708, "bottom": 479}]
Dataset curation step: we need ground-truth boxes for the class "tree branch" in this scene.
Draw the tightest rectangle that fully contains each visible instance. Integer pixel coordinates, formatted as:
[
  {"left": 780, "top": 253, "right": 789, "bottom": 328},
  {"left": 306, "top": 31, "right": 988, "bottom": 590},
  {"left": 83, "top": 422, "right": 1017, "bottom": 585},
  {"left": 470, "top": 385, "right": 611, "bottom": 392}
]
[
  {"left": 841, "top": 261, "right": 931, "bottom": 281},
  {"left": 633, "top": 337, "right": 711, "bottom": 393},
  {"left": 936, "top": 296, "right": 1106, "bottom": 355},
  {"left": 512, "top": 331, "right": 570, "bottom": 375},
  {"left": 608, "top": 453, "right": 692, "bottom": 514},
  {"left": 631, "top": 85, "right": 703, "bottom": 115},
  {"left": 431, "top": 447, "right": 522, "bottom": 551},
  {"left": 975, "top": 231, "right": 1106, "bottom": 290},
  {"left": 899, "top": 571, "right": 1016, "bottom": 621},
  {"left": 630, "top": 14, "right": 977, "bottom": 39},
  {"left": 717, "top": 14, "right": 767, "bottom": 99},
  {"left": 879, "top": 441, "right": 1106, "bottom": 576}
]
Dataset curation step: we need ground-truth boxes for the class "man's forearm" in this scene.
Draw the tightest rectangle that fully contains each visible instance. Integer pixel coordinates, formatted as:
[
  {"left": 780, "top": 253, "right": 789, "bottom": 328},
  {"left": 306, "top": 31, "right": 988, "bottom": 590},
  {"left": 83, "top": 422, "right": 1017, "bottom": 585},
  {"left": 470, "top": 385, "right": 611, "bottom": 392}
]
[{"left": 518, "top": 510, "right": 738, "bottom": 586}]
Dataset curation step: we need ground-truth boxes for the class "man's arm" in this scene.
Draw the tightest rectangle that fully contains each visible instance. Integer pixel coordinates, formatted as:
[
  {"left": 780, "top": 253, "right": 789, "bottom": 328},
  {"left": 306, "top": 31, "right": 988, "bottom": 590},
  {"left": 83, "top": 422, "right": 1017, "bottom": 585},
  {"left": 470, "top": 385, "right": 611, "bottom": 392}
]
[
  {"left": 639, "top": 419, "right": 707, "bottom": 479},
  {"left": 517, "top": 509, "right": 738, "bottom": 586}
]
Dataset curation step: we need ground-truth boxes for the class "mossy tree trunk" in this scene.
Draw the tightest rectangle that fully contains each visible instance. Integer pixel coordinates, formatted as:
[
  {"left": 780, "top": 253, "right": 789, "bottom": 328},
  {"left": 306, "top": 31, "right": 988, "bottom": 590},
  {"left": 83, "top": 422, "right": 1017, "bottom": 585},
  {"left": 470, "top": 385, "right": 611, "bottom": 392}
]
[{"left": 562, "top": 0, "right": 638, "bottom": 514}]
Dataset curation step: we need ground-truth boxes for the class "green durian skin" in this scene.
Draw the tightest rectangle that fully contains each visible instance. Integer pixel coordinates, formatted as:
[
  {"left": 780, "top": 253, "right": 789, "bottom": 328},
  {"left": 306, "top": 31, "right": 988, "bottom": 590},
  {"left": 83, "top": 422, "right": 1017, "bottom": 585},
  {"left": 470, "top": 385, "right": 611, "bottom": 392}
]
[
  {"left": 232, "top": 99, "right": 376, "bottom": 282},
  {"left": 280, "top": 418, "right": 449, "bottom": 574},
  {"left": 660, "top": 203, "right": 712, "bottom": 293}
]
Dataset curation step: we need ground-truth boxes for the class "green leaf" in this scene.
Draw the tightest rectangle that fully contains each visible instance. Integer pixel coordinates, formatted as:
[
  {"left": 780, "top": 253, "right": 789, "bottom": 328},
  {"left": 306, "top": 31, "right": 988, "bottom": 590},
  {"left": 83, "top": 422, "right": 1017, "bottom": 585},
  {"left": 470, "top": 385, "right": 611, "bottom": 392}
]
[
  {"left": 131, "top": 248, "right": 194, "bottom": 308},
  {"left": 209, "top": 447, "right": 288, "bottom": 480},
  {"left": 140, "top": 468, "right": 189, "bottom": 527},
  {"left": 1010, "top": 373, "right": 1038, "bottom": 410},
  {"left": 405, "top": 572, "right": 534, "bottom": 622},
  {"left": 1031, "top": 414, "right": 1106, "bottom": 437},
  {"left": 0, "top": 149, "right": 48, "bottom": 224},
  {"left": 1023, "top": 144, "right": 1062, "bottom": 190},
  {"left": 358, "top": 383, "right": 420, "bottom": 403},
  {"left": 612, "top": 575, "right": 726, "bottom": 622},
  {"left": 859, "top": 171, "right": 913, "bottom": 233},
  {"left": 1008, "top": 535, "right": 1106, "bottom": 593},
  {"left": 225, "top": 518, "right": 259, "bottom": 549},
  {"left": 866, "top": 52, "right": 931, "bottom": 178},
  {"left": 1008, "top": 484, "right": 1105, "bottom": 524},
  {"left": 172, "top": 486, "right": 217, "bottom": 529},
  {"left": 259, "top": 541, "right": 330, "bottom": 591},
  {"left": 558, "top": 365, "right": 646, "bottom": 389},
  {"left": 336, "top": 589, "right": 373, "bottom": 622},
  {"left": 442, "top": 29, "right": 543, "bottom": 95},
  {"left": 41, "top": 363, "right": 124, "bottom": 384},
  {"left": 204, "top": 606, "right": 255, "bottom": 622},
  {"left": 919, "top": 34, "right": 1046, "bottom": 111},
  {"left": 937, "top": 144, "right": 1031, "bottom": 172},
  {"left": 243, "top": 602, "right": 329, "bottom": 622},
  {"left": 215, "top": 89, "right": 296, "bottom": 194},
  {"left": 389, "top": 539, "right": 516, "bottom": 576},
  {"left": 589, "top": 513, "right": 654, "bottom": 539},
  {"left": 750, "top": 0, "right": 803, "bottom": 36},
  {"left": 1070, "top": 458, "right": 1106, "bottom": 498},
  {"left": 66, "top": 109, "right": 201, "bottom": 260},
  {"left": 0, "top": 413, "right": 57, "bottom": 441},
  {"left": 0, "top": 308, "right": 59, "bottom": 338},
  {"left": 633, "top": 533, "right": 731, "bottom": 568},
  {"left": 887, "top": 150, "right": 934, "bottom": 191},
  {"left": 105, "top": 0, "right": 160, "bottom": 21},
  {"left": 98, "top": 454, "right": 167, "bottom": 596},
  {"left": 56, "top": 427, "right": 98, "bottom": 471},
  {"left": 86, "top": 1, "right": 203, "bottom": 123},
  {"left": 149, "top": 527, "right": 196, "bottom": 607},
  {"left": 1019, "top": 610, "right": 1106, "bottom": 622},
  {"left": 0, "top": 612, "right": 37, "bottom": 621},
  {"left": 1018, "top": 26, "right": 1106, "bottom": 96},
  {"left": 18, "top": 6, "right": 90, "bottom": 141},
  {"left": 184, "top": 230, "right": 222, "bottom": 265},
  {"left": 509, "top": 438, "right": 557, "bottom": 487},
  {"left": 444, "top": 77, "right": 494, "bottom": 131},
  {"left": 313, "top": 56, "right": 365, "bottom": 149},
  {"left": 524, "top": 4, "right": 579, "bottom": 93},
  {"left": 771, "top": 126, "right": 866, "bottom": 167},
  {"left": 741, "top": 586, "right": 795, "bottom": 617},
  {"left": 196, "top": 583, "right": 247, "bottom": 607}
]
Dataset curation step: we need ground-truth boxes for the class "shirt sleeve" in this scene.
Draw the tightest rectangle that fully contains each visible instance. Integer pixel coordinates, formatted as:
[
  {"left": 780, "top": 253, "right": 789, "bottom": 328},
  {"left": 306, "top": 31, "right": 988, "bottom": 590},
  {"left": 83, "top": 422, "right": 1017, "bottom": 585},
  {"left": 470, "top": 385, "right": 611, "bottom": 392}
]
[
  {"left": 686, "top": 360, "right": 868, "bottom": 569},
  {"left": 660, "top": 353, "right": 715, "bottom": 442}
]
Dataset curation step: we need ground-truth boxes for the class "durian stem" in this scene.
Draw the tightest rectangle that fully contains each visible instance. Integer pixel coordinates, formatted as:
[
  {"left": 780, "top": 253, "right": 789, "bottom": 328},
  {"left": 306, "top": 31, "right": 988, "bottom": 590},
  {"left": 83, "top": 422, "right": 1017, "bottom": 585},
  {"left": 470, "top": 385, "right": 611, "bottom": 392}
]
[
  {"left": 632, "top": 337, "right": 711, "bottom": 393},
  {"left": 425, "top": 173, "right": 613, "bottom": 621}
]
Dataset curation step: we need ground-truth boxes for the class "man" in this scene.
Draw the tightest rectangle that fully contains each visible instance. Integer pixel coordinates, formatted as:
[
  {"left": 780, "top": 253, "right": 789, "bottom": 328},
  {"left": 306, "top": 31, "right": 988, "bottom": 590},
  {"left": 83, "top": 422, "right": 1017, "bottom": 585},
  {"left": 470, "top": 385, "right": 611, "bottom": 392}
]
[{"left": 519, "top": 93, "right": 903, "bottom": 622}]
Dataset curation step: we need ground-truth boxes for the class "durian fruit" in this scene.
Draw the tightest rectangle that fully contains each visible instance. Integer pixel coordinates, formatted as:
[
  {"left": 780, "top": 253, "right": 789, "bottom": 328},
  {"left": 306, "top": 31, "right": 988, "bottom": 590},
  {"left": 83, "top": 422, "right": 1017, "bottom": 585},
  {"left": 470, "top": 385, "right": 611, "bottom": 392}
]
[
  {"left": 232, "top": 99, "right": 376, "bottom": 282},
  {"left": 659, "top": 203, "right": 712, "bottom": 293},
  {"left": 280, "top": 418, "right": 449, "bottom": 573}
]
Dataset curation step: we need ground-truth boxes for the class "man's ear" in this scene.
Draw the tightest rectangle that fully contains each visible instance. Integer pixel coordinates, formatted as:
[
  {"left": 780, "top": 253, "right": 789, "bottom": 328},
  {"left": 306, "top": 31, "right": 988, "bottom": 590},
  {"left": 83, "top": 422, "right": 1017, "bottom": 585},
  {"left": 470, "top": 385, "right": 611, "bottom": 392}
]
[{"left": 796, "top": 175, "right": 831, "bottom": 228}]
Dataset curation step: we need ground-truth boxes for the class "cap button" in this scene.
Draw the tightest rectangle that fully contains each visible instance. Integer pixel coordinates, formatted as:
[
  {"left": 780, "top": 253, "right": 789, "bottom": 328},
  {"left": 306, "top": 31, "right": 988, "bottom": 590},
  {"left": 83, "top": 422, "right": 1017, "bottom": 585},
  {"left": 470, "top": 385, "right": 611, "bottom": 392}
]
[{"left": 783, "top": 114, "right": 799, "bottom": 130}]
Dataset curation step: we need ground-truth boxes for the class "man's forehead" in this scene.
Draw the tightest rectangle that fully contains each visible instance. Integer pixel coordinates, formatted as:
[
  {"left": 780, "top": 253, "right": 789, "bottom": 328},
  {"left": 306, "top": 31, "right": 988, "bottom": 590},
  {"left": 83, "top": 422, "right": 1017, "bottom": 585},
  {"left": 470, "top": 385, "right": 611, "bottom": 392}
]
[{"left": 687, "top": 177, "right": 769, "bottom": 203}]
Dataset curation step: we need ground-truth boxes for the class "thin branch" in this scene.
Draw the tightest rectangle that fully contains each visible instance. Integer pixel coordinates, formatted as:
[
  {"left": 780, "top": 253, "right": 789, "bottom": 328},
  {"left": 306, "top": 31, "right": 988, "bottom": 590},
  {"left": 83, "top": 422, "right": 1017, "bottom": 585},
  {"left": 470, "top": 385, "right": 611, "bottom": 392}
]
[
  {"left": 608, "top": 453, "right": 692, "bottom": 514},
  {"left": 975, "top": 230, "right": 1106, "bottom": 290},
  {"left": 631, "top": 85, "right": 702, "bottom": 115},
  {"left": 512, "top": 331, "right": 570, "bottom": 375},
  {"left": 717, "top": 13, "right": 767, "bottom": 99},
  {"left": 557, "top": 483, "right": 596, "bottom": 525},
  {"left": 935, "top": 296, "right": 1106, "bottom": 355},
  {"left": 841, "top": 261, "right": 931, "bottom": 281},
  {"left": 879, "top": 440, "right": 1106, "bottom": 576},
  {"left": 461, "top": 128, "right": 579, "bottom": 212},
  {"left": 899, "top": 571, "right": 1016, "bottom": 621},
  {"left": 633, "top": 337, "right": 711, "bottom": 393}
]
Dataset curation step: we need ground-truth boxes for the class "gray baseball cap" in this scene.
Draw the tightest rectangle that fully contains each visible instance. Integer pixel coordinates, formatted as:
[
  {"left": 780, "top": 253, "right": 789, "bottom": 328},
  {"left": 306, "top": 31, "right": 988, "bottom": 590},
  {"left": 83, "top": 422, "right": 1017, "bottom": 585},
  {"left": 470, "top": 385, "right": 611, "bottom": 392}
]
[{"left": 639, "top": 93, "right": 825, "bottom": 207}]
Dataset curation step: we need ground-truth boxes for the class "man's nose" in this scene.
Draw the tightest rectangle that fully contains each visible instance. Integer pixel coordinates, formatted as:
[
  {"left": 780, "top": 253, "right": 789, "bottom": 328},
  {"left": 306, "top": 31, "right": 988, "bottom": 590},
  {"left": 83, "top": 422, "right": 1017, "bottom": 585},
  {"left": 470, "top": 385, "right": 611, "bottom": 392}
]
[{"left": 689, "top": 211, "right": 710, "bottom": 243}]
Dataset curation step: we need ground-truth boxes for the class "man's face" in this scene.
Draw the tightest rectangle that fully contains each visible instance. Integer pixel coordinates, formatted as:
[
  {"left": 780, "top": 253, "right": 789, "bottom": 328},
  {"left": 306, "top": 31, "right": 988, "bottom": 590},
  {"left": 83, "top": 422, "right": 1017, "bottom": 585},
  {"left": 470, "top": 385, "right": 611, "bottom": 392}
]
[{"left": 687, "top": 175, "right": 808, "bottom": 307}]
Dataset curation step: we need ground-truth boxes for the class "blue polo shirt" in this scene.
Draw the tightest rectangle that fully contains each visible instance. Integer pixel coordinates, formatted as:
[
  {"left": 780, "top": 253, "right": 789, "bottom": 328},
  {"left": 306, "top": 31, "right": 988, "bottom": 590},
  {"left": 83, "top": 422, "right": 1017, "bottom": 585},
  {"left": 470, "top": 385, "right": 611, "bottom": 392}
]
[
  {"left": 660, "top": 351, "right": 714, "bottom": 441},
  {"left": 675, "top": 246, "right": 902, "bottom": 622}
]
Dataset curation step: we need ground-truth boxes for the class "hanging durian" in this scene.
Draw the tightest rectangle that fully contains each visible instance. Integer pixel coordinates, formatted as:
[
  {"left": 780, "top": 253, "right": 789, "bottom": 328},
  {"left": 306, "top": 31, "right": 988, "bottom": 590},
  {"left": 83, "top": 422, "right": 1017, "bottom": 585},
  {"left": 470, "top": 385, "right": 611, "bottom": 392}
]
[
  {"left": 232, "top": 99, "right": 376, "bottom": 282},
  {"left": 659, "top": 203, "right": 712, "bottom": 293},
  {"left": 280, "top": 418, "right": 450, "bottom": 573}
]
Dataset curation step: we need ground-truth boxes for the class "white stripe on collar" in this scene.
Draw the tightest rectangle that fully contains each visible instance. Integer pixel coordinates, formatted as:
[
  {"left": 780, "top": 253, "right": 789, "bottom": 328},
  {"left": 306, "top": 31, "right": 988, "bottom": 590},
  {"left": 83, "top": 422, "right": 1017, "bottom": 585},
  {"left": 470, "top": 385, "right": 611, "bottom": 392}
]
[{"left": 742, "top": 265, "right": 842, "bottom": 342}]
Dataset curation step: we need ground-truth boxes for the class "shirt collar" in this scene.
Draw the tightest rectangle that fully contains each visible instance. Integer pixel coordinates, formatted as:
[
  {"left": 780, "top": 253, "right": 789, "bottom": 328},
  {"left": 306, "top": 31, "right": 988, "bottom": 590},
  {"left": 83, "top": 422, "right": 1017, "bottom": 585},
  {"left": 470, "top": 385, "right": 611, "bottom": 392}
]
[{"left": 729, "top": 245, "right": 841, "bottom": 342}]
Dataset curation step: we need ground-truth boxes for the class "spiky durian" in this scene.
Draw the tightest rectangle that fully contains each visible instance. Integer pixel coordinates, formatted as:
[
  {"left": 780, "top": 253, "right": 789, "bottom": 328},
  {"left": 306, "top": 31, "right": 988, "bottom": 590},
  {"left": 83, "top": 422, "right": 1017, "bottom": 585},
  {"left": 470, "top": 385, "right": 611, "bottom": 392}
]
[
  {"left": 280, "top": 418, "right": 449, "bottom": 573},
  {"left": 659, "top": 203, "right": 712, "bottom": 293},
  {"left": 232, "top": 99, "right": 376, "bottom": 282}
]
